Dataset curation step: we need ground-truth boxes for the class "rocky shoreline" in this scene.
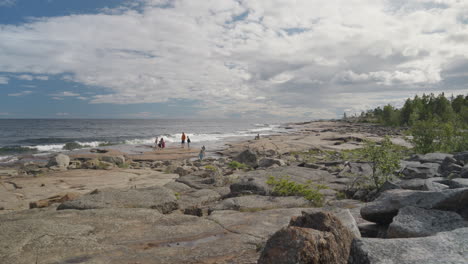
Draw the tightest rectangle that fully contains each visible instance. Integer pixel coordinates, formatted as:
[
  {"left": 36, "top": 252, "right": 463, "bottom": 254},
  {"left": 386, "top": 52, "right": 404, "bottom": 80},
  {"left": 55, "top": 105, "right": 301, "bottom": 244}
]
[{"left": 0, "top": 120, "right": 467, "bottom": 263}]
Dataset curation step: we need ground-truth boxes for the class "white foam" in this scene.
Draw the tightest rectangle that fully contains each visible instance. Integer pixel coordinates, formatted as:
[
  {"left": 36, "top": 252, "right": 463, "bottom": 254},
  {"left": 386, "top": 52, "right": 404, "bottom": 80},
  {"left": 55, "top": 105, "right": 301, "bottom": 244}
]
[{"left": 0, "top": 155, "right": 18, "bottom": 163}]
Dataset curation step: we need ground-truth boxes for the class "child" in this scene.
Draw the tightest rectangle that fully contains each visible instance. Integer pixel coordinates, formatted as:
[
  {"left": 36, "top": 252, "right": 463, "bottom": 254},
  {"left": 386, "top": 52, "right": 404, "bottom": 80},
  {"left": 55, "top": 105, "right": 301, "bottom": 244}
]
[
  {"left": 187, "top": 136, "right": 191, "bottom": 148},
  {"left": 199, "top": 145, "right": 205, "bottom": 161}
]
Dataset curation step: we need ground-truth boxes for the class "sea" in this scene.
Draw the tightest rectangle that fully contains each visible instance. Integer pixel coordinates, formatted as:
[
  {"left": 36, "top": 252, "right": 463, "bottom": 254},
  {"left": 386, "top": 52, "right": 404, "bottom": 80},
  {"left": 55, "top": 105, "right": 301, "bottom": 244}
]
[{"left": 0, "top": 119, "right": 294, "bottom": 163}]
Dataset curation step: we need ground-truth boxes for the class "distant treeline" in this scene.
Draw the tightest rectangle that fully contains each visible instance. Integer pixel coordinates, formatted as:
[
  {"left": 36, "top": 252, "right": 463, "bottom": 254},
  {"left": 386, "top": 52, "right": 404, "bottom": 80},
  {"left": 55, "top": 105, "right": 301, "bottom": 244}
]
[
  {"left": 351, "top": 93, "right": 468, "bottom": 153},
  {"left": 358, "top": 93, "right": 468, "bottom": 127}
]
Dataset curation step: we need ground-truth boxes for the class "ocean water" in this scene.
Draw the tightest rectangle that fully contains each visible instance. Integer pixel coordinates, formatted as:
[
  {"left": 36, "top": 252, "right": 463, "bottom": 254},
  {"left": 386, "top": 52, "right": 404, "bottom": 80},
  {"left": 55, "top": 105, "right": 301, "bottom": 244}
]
[{"left": 0, "top": 119, "right": 288, "bottom": 162}]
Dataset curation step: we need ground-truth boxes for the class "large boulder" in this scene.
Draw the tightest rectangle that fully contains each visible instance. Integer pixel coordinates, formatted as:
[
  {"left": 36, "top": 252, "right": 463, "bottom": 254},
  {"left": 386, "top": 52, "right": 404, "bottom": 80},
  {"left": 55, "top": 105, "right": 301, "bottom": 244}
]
[
  {"left": 339, "top": 162, "right": 373, "bottom": 178},
  {"left": 400, "top": 161, "right": 440, "bottom": 179},
  {"left": 360, "top": 188, "right": 468, "bottom": 224},
  {"left": 234, "top": 149, "right": 258, "bottom": 168},
  {"left": 348, "top": 228, "right": 468, "bottom": 264},
  {"left": 174, "top": 166, "right": 193, "bottom": 177},
  {"left": 258, "top": 211, "right": 356, "bottom": 264},
  {"left": 47, "top": 154, "right": 70, "bottom": 169},
  {"left": 387, "top": 206, "right": 467, "bottom": 238},
  {"left": 57, "top": 187, "right": 178, "bottom": 214}
]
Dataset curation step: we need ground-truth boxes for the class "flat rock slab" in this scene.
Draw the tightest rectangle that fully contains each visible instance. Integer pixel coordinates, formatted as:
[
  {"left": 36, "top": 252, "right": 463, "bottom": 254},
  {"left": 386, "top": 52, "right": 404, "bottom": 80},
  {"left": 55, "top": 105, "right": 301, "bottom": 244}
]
[
  {"left": 0, "top": 168, "right": 178, "bottom": 211},
  {"left": 348, "top": 228, "right": 468, "bottom": 264},
  {"left": 361, "top": 188, "right": 468, "bottom": 224},
  {"left": 0, "top": 207, "right": 308, "bottom": 264},
  {"left": 210, "top": 195, "right": 312, "bottom": 212},
  {"left": 387, "top": 206, "right": 467, "bottom": 238},
  {"left": 57, "top": 187, "right": 178, "bottom": 214}
]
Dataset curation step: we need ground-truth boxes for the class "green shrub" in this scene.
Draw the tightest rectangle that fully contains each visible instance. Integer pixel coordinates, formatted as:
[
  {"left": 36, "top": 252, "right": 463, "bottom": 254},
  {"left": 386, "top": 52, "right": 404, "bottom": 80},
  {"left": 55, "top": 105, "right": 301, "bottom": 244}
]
[
  {"left": 410, "top": 120, "right": 468, "bottom": 154},
  {"left": 117, "top": 162, "right": 130, "bottom": 169},
  {"left": 228, "top": 161, "right": 248, "bottom": 170},
  {"left": 266, "top": 175, "right": 328, "bottom": 206},
  {"left": 361, "top": 136, "right": 402, "bottom": 189}
]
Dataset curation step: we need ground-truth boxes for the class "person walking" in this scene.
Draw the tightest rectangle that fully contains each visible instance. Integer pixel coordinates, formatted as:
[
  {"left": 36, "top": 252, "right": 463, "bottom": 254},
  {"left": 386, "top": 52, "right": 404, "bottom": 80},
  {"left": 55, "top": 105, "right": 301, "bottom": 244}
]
[
  {"left": 154, "top": 136, "right": 159, "bottom": 151},
  {"left": 187, "top": 136, "right": 191, "bottom": 148},
  {"left": 181, "top": 132, "right": 186, "bottom": 148},
  {"left": 159, "top": 138, "right": 165, "bottom": 149}
]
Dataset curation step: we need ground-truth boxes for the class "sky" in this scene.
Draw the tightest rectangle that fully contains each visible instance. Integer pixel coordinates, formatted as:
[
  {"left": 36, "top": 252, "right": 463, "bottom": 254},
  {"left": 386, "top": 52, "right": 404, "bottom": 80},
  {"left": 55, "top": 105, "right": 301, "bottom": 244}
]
[{"left": 0, "top": 0, "right": 467, "bottom": 119}]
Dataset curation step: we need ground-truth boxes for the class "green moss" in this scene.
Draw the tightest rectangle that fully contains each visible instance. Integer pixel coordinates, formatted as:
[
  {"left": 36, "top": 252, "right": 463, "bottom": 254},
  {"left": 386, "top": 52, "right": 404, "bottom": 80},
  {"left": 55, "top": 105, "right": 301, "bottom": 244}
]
[
  {"left": 266, "top": 175, "right": 328, "bottom": 206},
  {"left": 117, "top": 162, "right": 130, "bottom": 169},
  {"left": 174, "top": 192, "right": 180, "bottom": 200},
  {"left": 63, "top": 142, "right": 91, "bottom": 150},
  {"left": 204, "top": 165, "right": 217, "bottom": 171},
  {"left": 98, "top": 142, "right": 118, "bottom": 147}
]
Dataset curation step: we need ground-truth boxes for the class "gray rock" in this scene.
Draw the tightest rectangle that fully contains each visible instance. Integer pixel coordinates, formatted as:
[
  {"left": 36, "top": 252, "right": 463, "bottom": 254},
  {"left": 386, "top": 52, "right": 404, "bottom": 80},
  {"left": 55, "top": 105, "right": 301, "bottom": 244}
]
[
  {"left": 174, "top": 166, "right": 193, "bottom": 176},
  {"left": 348, "top": 228, "right": 468, "bottom": 264},
  {"left": 357, "top": 223, "right": 388, "bottom": 238},
  {"left": 454, "top": 151, "right": 468, "bottom": 164},
  {"left": 379, "top": 181, "right": 401, "bottom": 192},
  {"left": 435, "top": 178, "right": 468, "bottom": 189},
  {"left": 258, "top": 158, "right": 286, "bottom": 168},
  {"left": 409, "top": 153, "right": 453, "bottom": 164},
  {"left": 100, "top": 155, "right": 125, "bottom": 165},
  {"left": 163, "top": 181, "right": 193, "bottom": 193},
  {"left": 339, "top": 162, "right": 373, "bottom": 178},
  {"left": 210, "top": 195, "right": 311, "bottom": 212},
  {"left": 178, "top": 189, "right": 221, "bottom": 210},
  {"left": 387, "top": 206, "right": 467, "bottom": 238},
  {"left": 47, "top": 153, "right": 70, "bottom": 168},
  {"left": 400, "top": 162, "right": 440, "bottom": 179},
  {"left": 235, "top": 149, "right": 258, "bottom": 168},
  {"left": 462, "top": 165, "right": 468, "bottom": 178},
  {"left": 361, "top": 188, "right": 468, "bottom": 224},
  {"left": 57, "top": 187, "right": 178, "bottom": 214},
  {"left": 396, "top": 178, "right": 449, "bottom": 191}
]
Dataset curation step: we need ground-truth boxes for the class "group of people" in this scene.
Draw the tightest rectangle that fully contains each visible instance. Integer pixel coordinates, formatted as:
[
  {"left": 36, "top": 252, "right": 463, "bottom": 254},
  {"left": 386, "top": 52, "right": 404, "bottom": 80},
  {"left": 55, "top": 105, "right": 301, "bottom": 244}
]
[
  {"left": 153, "top": 132, "right": 205, "bottom": 161},
  {"left": 154, "top": 137, "right": 166, "bottom": 149}
]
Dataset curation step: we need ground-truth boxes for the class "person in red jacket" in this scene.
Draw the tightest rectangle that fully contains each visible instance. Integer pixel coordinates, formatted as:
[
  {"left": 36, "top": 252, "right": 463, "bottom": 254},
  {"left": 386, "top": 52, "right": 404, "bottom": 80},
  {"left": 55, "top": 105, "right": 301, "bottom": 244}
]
[{"left": 181, "top": 132, "right": 186, "bottom": 148}]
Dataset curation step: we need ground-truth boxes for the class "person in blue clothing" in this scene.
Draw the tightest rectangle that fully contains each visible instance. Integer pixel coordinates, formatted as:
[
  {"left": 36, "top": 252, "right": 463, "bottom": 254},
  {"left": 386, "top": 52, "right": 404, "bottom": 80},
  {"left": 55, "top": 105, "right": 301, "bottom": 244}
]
[{"left": 199, "top": 145, "right": 205, "bottom": 160}]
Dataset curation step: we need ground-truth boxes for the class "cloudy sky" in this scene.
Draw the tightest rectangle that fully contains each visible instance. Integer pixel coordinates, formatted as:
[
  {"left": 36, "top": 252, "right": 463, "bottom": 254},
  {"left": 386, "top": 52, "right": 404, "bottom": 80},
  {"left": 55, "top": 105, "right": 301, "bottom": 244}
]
[{"left": 0, "top": 0, "right": 467, "bottom": 119}]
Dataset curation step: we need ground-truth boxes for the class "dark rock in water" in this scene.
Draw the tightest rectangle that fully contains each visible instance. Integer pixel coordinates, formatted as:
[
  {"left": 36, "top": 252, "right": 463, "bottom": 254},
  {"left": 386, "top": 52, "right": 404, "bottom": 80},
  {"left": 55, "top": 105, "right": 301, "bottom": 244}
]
[
  {"left": 360, "top": 188, "right": 468, "bottom": 224},
  {"left": 400, "top": 161, "right": 440, "bottom": 179},
  {"left": 348, "top": 228, "right": 468, "bottom": 264},
  {"left": 409, "top": 153, "right": 453, "bottom": 164},
  {"left": 235, "top": 149, "right": 258, "bottom": 168},
  {"left": 57, "top": 187, "right": 178, "bottom": 214},
  {"left": 258, "top": 211, "right": 356, "bottom": 264},
  {"left": 387, "top": 206, "right": 467, "bottom": 238}
]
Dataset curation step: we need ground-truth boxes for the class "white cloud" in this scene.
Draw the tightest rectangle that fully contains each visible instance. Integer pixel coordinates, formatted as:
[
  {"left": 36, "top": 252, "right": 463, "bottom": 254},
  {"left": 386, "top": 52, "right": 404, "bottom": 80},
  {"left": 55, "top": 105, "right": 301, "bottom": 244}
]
[
  {"left": 0, "top": 0, "right": 467, "bottom": 118},
  {"left": 8, "top": 90, "right": 33, "bottom": 96},
  {"left": 50, "top": 91, "right": 80, "bottom": 97},
  {"left": 16, "top": 74, "right": 34, "bottom": 81},
  {"left": 51, "top": 97, "right": 63, "bottom": 100},
  {"left": 0, "top": 0, "right": 15, "bottom": 7},
  {"left": 0, "top": 76, "right": 8, "bottom": 84},
  {"left": 0, "top": 112, "right": 9, "bottom": 116},
  {"left": 56, "top": 112, "right": 69, "bottom": 116},
  {"left": 35, "top": 75, "right": 49, "bottom": 81}
]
